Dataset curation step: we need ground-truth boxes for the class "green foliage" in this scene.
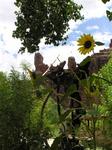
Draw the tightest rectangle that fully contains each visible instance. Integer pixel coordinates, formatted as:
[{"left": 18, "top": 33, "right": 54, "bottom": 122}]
[
  {"left": 79, "top": 56, "right": 91, "bottom": 67},
  {"left": 101, "top": 0, "right": 112, "bottom": 21},
  {"left": 1, "top": 62, "right": 112, "bottom": 149},
  {"left": 101, "top": 0, "right": 110, "bottom": 3},
  {"left": 98, "top": 58, "right": 112, "bottom": 92},
  {"left": 0, "top": 69, "right": 35, "bottom": 149},
  {"left": 100, "top": 59, "right": 112, "bottom": 100},
  {"left": 50, "top": 136, "right": 62, "bottom": 150},
  {"left": 0, "top": 69, "right": 60, "bottom": 149},
  {"left": 13, "top": 0, "right": 83, "bottom": 53},
  {"left": 94, "top": 58, "right": 112, "bottom": 137},
  {"left": 95, "top": 41, "right": 104, "bottom": 46},
  {"left": 106, "top": 10, "right": 112, "bottom": 21}
]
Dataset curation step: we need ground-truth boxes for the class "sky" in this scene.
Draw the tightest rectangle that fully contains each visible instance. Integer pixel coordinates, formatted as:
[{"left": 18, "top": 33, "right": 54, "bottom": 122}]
[{"left": 0, "top": 0, "right": 112, "bottom": 72}]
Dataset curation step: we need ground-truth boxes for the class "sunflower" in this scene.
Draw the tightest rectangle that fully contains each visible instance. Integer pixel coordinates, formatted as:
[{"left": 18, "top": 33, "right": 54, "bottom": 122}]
[{"left": 77, "top": 34, "right": 95, "bottom": 55}]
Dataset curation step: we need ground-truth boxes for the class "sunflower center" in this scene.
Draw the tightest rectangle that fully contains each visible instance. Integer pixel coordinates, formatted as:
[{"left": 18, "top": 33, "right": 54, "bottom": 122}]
[{"left": 84, "top": 40, "right": 92, "bottom": 49}]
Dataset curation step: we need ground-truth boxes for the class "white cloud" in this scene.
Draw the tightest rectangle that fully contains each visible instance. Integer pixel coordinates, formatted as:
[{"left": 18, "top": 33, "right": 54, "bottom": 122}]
[
  {"left": 0, "top": 0, "right": 21, "bottom": 53},
  {"left": 86, "top": 25, "right": 99, "bottom": 30},
  {"left": 0, "top": 24, "right": 21, "bottom": 53},
  {"left": 40, "top": 41, "right": 91, "bottom": 69},
  {"left": 0, "top": 0, "right": 111, "bottom": 72},
  {"left": 66, "top": 20, "right": 83, "bottom": 36},
  {"left": 66, "top": 0, "right": 112, "bottom": 41},
  {"left": 0, "top": 0, "right": 16, "bottom": 24},
  {"left": 75, "top": 0, "right": 112, "bottom": 19},
  {"left": 93, "top": 31, "right": 112, "bottom": 45},
  {"left": 0, "top": 50, "right": 34, "bottom": 73}
]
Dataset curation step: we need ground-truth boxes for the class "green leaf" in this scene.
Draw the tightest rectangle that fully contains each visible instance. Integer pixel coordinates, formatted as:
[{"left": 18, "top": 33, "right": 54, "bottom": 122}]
[
  {"left": 50, "top": 136, "right": 62, "bottom": 150},
  {"left": 89, "top": 104, "right": 100, "bottom": 116},
  {"left": 59, "top": 109, "right": 72, "bottom": 123},
  {"left": 79, "top": 56, "right": 91, "bottom": 67},
  {"left": 66, "top": 84, "right": 77, "bottom": 95},
  {"left": 95, "top": 41, "right": 104, "bottom": 46},
  {"left": 61, "top": 84, "right": 77, "bottom": 102},
  {"left": 13, "top": 0, "right": 83, "bottom": 53},
  {"left": 106, "top": 10, "right": 112, "bottom": 21},
  {"left": 101, "top": 0, "right": 110, "bottom": 3}
]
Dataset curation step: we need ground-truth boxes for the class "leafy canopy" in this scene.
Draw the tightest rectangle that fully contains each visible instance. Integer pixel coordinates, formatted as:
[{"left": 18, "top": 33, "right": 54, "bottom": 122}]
[
  {"left": 101, "top": 0, "right": 112, "bottom": 21},
  {"left": 101, "top": 0, "right": 110, "bottom": 3},
  {"left": 13, "top": 0, "right": 83, "bottom": 53}
]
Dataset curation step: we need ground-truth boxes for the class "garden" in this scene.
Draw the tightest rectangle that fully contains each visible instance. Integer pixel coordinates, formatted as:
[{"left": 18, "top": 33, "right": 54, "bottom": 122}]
[{"left": 0, "top": 0, "right": 112, "bottom": 149}]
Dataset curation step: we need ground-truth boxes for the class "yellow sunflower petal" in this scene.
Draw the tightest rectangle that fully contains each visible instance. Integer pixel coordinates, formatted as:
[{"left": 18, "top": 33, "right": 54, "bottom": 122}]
[
  {"left": 78, "top": 47, "right": 85, "bottom": 54},
  {"left": 77, "top": 34, "right": 95, "bottom": 55}
]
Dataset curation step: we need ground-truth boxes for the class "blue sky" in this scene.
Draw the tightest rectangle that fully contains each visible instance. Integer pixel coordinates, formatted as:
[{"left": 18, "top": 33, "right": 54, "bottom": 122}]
[
  {"left": 68, "top": 17, "right": 112, "bottom": 44},
  {"left": 0, "top": 0, "right": 112, "bottom": 72}
]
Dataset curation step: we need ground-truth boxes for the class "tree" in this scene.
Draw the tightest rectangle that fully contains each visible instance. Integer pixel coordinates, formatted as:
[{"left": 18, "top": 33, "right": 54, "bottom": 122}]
[
  {"left": 13, "top": 0, "right": 83, "bottom": 53},
  {"left": 0, "top": 69, "right": 35, "bottom": 149},
  {"left": 101, "top": 0, "right": 110, "bottom": 3},
  {"left": 0, "top": 68, "right": 60, "bottom": 149},
  {"left": 95, "top": 58, "right": 112, "bottom": 138}
]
